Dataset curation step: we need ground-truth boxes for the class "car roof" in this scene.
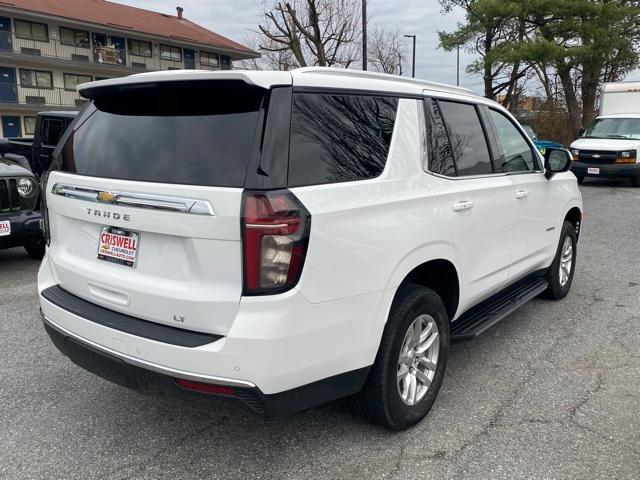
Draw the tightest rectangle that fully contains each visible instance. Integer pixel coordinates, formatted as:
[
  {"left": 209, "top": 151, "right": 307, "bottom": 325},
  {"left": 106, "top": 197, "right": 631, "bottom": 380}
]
[
  {"left": 77, "top": 67, "right": 480, "bottom": 102},
  {"left": 596, "top": 113, "right": 640, "bottom": 119}
]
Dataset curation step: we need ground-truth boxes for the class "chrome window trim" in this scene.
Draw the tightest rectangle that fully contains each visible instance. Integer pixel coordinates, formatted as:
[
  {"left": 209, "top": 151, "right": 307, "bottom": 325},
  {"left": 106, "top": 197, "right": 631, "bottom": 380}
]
[
  {"left": 424, "top": 168, "right": 545, "bottom": 181},
  {"left": 51, "top": 183, "right": 215, "bottom": 216}
]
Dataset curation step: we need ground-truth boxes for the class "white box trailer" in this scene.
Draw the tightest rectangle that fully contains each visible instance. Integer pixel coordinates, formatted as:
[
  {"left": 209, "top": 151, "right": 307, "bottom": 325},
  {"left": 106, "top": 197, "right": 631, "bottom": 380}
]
[{"left": 599, "top": 81, "right": 640, "bottom": 116}]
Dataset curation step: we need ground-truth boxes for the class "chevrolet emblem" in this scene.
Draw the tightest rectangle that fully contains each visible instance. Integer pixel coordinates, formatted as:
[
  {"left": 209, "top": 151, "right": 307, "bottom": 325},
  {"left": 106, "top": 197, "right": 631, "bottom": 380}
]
[{"left": 97, "top": 191, "right": 117, "bottom": 203}]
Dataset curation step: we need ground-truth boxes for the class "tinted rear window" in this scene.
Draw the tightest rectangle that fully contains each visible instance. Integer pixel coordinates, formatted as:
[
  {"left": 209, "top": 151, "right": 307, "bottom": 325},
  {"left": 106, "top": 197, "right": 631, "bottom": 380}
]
[
  {"left": 437, "top": 100, "right": 493, "bottom": 176},
  {"left": 288, "top": 93, "right": 398, "bottom": 187},
  {"left": 57, "top": 81, "right": 264, "bottom": 187},
  {"left": 42, "top": 118, "right": 65, "bottom": 147},
  {"left": 424, "top": 98, "right": 456, "bottom": 176}
]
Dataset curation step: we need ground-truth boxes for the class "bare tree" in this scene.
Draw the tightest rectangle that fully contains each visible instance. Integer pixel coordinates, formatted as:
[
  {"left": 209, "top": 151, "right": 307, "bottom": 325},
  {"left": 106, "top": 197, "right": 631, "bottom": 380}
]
[
  {"left": 257, "top": 0, "right": 361, "bottom": 68},
  {"left": 236, "top": 33, "right": 298, "bottom": 70},
  {"left": 368, "top": 26, "right": 406, "bottom": 75}
]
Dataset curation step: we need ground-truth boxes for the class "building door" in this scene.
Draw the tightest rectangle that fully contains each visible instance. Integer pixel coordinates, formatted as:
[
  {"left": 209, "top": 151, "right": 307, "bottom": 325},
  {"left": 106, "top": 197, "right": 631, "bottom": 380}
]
[
  {"left": 0, "top": 17, "right": 11, "bottom": 51},
  {"left": 2, "top": 115, "right": 22, "bottom": 138},
  {"left": 0, "top": 66, "right": 17, "bottom": 103},
  {"left": 184, "top": 49, "right": 195, "bottom": 69}
]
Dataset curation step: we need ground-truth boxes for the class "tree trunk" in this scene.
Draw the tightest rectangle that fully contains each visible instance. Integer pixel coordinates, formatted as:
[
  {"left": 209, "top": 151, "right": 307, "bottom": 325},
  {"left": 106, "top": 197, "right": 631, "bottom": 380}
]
[
  {"left": 557, "top": 64, "right": 581, "bottom": 134},
  {"left": 581, "top": 66, "right": 600, "bottom": 126}
]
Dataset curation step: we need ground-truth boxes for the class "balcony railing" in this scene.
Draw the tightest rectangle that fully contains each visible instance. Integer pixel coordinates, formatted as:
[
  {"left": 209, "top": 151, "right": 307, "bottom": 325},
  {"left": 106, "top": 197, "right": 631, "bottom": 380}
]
[
  {"left": 0, "top": 31, "right": 133, "bottom": 69},
  {"left": 0, "top": 31, "right": 230, "bottom": 72},
  {"left": 0, "top": 82, "right": 85, "bottom": 108}
]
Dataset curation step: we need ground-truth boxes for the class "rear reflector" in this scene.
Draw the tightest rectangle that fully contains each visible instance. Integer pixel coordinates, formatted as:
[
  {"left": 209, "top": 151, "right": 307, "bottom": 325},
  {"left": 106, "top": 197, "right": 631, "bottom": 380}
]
[
  {"left": 175, "top": 379, "right": 237, "bottom": 396},
  {"left": 241, "top": 189, "right": 310, "bottom": 295}
]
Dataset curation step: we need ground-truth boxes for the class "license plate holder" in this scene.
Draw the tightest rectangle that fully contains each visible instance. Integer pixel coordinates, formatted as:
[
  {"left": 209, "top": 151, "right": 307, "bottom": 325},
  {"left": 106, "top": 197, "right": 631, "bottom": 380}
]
[
  {"left": 97, "top": 226, "right": 140, "bottom": 268},
  {"left": 587, "top": 167, "right": 600, "bottom": 175},
  {"left": 0, "top": 220, "right": 10, "bottom": 237}
]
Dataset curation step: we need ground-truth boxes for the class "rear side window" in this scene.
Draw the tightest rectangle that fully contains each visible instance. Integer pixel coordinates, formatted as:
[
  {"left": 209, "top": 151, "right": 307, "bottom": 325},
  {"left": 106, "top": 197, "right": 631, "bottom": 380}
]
[
  {"left": 288, "top": 93, "right": 398, "bottom": 187},
  {"left": 57, "top": 81, "right": 265, "bottom": 187},
  {"left": 437, "top": 100, "right": 493, "bottom": 176},
  {"left": 424, "top": 98, "right": 456, "bottom": 176},
  {"left": 489, "top": 109, "right": 538, "bottom": 172}
]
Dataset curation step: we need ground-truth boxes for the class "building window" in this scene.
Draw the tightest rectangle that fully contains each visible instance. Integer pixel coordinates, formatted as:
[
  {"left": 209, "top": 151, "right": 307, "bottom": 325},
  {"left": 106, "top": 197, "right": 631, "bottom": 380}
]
[
  {"left": 60, "top": 27, "right": 89, "bottom": 48},
  {"left": 220, "top": 55, "right": 231, "bottom": 70},
  {"left": 128, "top": 39, "right": 152, "bottom": 57},
  {"left": 160, "top": 44, "right": 182, "bottom": 62},
  {"left": 63, "top": 73, "right": 92, "bottom": 91},
  {"left": 19, "top": 69, "right": 53, "bottom": 89},
  {"left": 24, "top": 116, "right": 36, "bottom": 136},
  {"left": 14, "top": 19, "right": 49, "bottom": 41},
  {"left": 200, "top": 51, "right": 219, "bottom": 68}
]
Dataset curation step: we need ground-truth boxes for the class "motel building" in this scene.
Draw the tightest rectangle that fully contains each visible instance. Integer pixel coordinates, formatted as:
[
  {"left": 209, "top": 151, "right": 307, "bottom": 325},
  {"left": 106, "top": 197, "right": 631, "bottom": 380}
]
[{"left": 0, "top": 0, "right": 257, "bottom": 138}]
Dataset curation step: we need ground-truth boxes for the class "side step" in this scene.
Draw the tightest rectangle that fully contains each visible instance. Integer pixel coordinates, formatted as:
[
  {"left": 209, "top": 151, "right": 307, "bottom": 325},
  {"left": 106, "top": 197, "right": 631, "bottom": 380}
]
[{"left": 450, "top": 276, "right": 549, "bottom": 343}]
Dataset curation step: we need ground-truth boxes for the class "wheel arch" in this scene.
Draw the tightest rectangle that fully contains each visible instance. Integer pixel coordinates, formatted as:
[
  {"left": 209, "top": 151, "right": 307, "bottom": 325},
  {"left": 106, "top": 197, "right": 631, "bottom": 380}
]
[
  {"left": 564, "top": 205, "right": 583, "bottom": 240},
  {"left": 398, "top": 259, "right": 460, "bottom": 321}
]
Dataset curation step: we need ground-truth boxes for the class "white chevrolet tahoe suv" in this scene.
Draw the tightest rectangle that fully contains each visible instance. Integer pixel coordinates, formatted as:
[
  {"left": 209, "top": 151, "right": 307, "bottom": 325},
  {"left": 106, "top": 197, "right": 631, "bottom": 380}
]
[{"left": 38, "top": 68, "right": 582, "bottom": 430}]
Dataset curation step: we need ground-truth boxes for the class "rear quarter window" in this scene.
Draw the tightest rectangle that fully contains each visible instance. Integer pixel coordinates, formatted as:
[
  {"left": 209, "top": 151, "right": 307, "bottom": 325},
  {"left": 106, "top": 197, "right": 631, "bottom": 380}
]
[{"left": 288, "top": 93, "right": 399, "bottom": 187}]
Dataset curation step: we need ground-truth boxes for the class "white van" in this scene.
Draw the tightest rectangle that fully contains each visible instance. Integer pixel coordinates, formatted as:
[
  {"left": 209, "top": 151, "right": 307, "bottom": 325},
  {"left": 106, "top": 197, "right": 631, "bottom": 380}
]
[
  {"left": 571, "top": 82, "right": 640, "bottom": 186},
  {"left": 38, "top": 68, "right": 581, "bottom": 430}
]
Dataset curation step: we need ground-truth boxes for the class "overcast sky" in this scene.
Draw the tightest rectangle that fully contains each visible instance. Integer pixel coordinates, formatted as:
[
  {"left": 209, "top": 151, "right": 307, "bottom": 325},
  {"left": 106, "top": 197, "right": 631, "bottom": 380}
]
[{"left": 115, "top": 0, "right": 481, "bottom": 91}]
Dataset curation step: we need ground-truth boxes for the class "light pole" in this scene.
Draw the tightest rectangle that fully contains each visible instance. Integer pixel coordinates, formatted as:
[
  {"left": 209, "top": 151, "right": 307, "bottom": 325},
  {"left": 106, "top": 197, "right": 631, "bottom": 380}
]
[
  {"left": 404, "top": 34, "right": 416, "bottom": 78},
  {"left": 456, "top": 45, "right": 460, "bottom": 86},
  {"left": 362, "top": 0, "right": 367, "bottom": 71}
]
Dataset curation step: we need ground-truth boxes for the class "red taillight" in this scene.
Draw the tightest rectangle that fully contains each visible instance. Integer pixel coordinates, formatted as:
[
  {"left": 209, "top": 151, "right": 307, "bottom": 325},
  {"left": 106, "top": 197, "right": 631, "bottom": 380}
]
[
  {"left": 175, "top": 379, "right": 237, "bottom": 396},
  {"left": 241, "top": 189, "right": 310, "bottom": 295}
]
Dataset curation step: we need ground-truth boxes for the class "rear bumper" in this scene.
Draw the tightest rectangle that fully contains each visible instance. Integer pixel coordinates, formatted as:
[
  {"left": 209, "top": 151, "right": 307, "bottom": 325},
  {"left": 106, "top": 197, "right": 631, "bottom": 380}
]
[
  {"left": 38, "top": 254, "right": 383, "bottom": 412},
  {"left": 0, "top": 210, "right": 42, "bottom": 249},
  {"left": 571, "top": 161, "right": 640, "bottom": 178},
  {"left": 42, "top": 312, "right": 369, "bottom": 417}
]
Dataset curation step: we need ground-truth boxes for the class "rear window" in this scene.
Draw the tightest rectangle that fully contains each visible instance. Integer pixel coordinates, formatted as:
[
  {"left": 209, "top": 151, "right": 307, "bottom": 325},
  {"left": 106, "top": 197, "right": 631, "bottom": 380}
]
[
  {"left": 57, "top": 81, "right": 265, "bottom": 187},
  {"left": 42, "top": 118, "right": 64, "bottom": 147},
  {"left": 437, "top": 100, "right": 493, "bottom": 176},
  {"left": 288, "top": 93, "right": 398, "bottom": 187},
  {"left": 424, "top": 98, "right": 456, "bottom": 176}
]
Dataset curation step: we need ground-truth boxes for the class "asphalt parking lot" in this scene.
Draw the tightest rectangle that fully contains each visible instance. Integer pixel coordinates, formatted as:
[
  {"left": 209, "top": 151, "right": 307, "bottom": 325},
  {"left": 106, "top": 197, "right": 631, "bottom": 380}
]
[{"left": 1, "top": 179, "right": 639, "bottom": 480}]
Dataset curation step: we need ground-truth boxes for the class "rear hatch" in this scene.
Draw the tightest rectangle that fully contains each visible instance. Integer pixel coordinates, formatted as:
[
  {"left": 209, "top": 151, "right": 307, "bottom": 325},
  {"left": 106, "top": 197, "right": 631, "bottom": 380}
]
[{"left": 44, "top": 79, "right": 268, "bottom": 335}]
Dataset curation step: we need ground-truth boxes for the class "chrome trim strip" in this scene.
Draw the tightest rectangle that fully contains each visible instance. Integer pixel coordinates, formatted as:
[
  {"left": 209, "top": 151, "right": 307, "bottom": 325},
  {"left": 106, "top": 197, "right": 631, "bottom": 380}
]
[
  {"left": 41, "top": 314, "right": 256, "bottom": 389},
  {"left": 51, "top": 184, "right": 215, "bottom": 216},
  {"left": 245, "top": 223, "right": 290, "bottom": 229}
]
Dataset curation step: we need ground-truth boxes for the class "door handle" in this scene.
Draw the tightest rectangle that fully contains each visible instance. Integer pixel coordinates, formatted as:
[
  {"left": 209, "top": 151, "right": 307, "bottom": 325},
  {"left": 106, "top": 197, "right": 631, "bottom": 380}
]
[
  {"left": 452, "top": 200, "right": 474, "bottom": 212},
  {"left": 515, "top": 190, "right": 529, "bottom": 200}
]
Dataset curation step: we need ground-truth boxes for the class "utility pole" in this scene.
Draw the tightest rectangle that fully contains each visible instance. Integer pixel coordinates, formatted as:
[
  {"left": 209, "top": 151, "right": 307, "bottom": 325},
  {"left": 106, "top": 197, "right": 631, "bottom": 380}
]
[
  {"left": 362, "top": 0, "right": 367, "bottom": 70},
  {"left": 404, "top": 34, "right": 416, "bottom": 78},
  {"left": 456, "top": 45, "right": 460, "bottom": 86}
]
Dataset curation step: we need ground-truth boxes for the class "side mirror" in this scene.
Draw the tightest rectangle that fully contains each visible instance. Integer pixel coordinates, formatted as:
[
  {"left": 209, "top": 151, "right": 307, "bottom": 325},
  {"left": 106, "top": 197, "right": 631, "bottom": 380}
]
[
  {"left": 0, "top": 138, "right": 9, "bottom": 155},
  {"left": 577, "top": 128, "right": 585, "bottom": 138},
  {"left": 544, "top": 148, "right": 572, "bottom": 179}
]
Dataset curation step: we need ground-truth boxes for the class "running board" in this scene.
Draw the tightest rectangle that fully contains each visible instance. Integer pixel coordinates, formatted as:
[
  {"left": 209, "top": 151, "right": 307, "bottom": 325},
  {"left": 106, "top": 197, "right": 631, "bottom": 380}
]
[{"left": 450, "top": 276, "right": 548, "bottom": 343}]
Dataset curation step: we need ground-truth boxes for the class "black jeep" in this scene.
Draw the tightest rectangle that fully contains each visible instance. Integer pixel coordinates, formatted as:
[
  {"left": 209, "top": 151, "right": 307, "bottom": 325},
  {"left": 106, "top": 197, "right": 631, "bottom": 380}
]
[{"left": 0, "top": 139, "right": 43, "bottom": 259}]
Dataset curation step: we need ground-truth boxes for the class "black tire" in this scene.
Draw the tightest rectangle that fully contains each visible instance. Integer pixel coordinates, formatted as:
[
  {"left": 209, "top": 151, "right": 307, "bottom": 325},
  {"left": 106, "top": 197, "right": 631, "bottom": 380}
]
[
  {"left": 576, "top": 176, "right": 585, "bottom": 185},
  {"left": 352, "top": 284, "right": 449, "bottom": 430},
  {"left": 541, "top": 221, "right": 577, "bottom": 300},
  {"left": 631, "top": 176, "right": 640, "bottom": 188},
  {"left": 24, "top": 240, "right": 45, "bottom": 260}
]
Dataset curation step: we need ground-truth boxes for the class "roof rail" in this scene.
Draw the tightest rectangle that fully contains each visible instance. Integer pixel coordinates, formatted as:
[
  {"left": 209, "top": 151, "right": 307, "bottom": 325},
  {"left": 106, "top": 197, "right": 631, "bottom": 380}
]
[{"left": 294, "top": 67, "right": 477, "bottom": 96}]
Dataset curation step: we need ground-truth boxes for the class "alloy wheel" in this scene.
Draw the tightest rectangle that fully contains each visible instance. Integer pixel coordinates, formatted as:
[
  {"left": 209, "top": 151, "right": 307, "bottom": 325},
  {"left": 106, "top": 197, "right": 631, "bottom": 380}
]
[{"left": 397, "top": 314, "right": 440, "bottom": 406}]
